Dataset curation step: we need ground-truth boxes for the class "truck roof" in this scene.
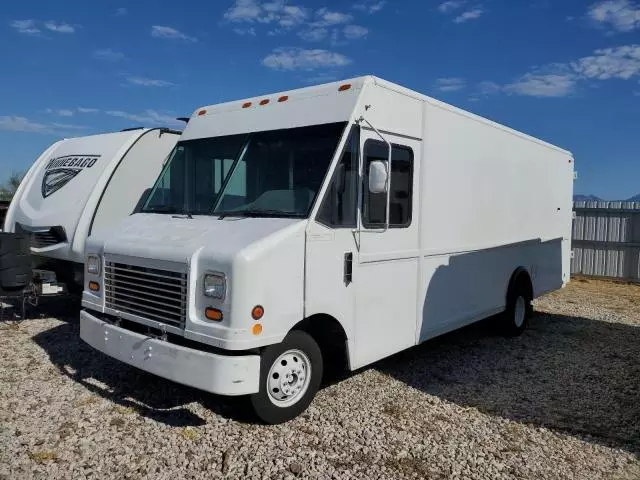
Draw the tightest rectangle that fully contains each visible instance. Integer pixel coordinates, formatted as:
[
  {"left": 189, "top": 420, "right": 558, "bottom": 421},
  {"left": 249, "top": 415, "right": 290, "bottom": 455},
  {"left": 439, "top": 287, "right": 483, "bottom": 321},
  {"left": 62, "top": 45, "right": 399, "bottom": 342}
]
[{"left": 185, "top": 75, "right": 571, "bottom": 156}]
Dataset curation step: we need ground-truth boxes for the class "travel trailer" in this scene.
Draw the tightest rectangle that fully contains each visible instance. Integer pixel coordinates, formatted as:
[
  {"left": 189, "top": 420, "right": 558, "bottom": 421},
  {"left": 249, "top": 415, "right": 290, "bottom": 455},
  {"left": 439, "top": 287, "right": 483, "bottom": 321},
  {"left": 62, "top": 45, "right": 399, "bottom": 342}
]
[
  {"left": 3, "top": 128, "right": 179, "bottom": 292},
  {"left": 80, "top": 76, "right": 574, "bottom": 424}
]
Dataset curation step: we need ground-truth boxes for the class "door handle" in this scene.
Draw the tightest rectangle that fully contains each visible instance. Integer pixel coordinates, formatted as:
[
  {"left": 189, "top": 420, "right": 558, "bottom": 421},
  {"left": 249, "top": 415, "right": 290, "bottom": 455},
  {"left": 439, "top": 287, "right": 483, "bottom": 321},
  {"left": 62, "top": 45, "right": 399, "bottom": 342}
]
[{"left": 344, "top": 252, "right": 353, "bottom": 285}]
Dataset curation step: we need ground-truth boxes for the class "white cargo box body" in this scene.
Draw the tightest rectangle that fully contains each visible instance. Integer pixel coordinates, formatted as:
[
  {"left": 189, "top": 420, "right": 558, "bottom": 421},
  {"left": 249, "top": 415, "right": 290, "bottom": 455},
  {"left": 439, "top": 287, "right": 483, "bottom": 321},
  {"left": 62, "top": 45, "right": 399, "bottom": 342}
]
[{"left": 4, "top": 128, "right": 179, "bottom": 266}]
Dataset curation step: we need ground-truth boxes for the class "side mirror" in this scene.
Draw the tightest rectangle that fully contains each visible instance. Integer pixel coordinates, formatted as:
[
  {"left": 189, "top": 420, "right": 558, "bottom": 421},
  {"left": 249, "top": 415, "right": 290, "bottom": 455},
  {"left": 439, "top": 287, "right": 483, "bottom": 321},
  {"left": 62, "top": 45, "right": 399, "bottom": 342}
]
[{"left": 368, "top": 160, "right": 388, "bottom": 194}]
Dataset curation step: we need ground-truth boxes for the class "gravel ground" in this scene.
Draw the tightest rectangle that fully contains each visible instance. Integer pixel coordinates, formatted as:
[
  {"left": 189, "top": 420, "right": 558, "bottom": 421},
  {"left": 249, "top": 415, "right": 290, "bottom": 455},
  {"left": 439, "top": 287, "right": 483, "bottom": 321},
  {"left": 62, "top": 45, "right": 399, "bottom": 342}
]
[{"left": 0, "top": 279, "right": 638, "bottom": 480}]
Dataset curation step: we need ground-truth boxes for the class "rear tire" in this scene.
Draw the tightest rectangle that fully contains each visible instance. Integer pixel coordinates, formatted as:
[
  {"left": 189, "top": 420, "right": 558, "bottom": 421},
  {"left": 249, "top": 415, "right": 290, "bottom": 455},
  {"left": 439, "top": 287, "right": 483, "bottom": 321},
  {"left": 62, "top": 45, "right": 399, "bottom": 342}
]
[
  {"left": 499, "top": 278, "right": 533, "bottom": 337},
  {"left": 250, "top": 330, "right": 323, "bottom": 424}
]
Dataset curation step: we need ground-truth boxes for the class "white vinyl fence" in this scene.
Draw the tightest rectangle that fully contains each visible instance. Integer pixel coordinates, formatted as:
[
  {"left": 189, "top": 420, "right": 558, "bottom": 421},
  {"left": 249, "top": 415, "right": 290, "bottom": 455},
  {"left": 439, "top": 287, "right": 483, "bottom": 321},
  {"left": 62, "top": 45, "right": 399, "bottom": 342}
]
[{"left": 571, "top": 201, "right": 640, "bottom": 282}]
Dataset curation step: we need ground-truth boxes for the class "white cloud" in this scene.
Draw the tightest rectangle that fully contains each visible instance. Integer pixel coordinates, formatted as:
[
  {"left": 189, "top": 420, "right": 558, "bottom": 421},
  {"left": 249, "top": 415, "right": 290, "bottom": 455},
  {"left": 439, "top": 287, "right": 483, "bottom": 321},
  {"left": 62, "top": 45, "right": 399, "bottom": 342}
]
[
  {"left": 477, "top": 81, "right": 502, "bottom": 95},
  {"left": 505, "top": 74, "right": 577, "bottom": 97},
  {"left": 50, "top": 122, "right": 87, "bottom": 130},
  {"left": 44, "top": 21, "right": 75, "bottom": 33},
  {"left": 224, "top": 0, "right": 308, "bottom": 27},
  {"left": 45, "top": 109, "right": 75, "bottom": 117},
  {"left": 435, "top": 77, "right": 467, "bottom": 92},
  {"left": 477, "top": 44, "right": 640, "bottom": 98},
  {"left": 77, "top": 107, "right": 99, "bottom": 114},
  {"left": 587, "top": 0, "right": 640, "bottom": 32},
  {"left": 262, "top": 47, "right": 351, "bottom": 70},
  {"left": 10, "top": 19, "right": 40, "bottom": 35},
  {"left": 233, "top": 27, "right": 257, "bottom": 36},
  {"left": 438, "top": 1, "right": 466, "bottom": 13},
  {"left": 353, "top": 1, "right": 386, "bottom": 14},
  {"left": 0, "top": 116, "right": 86, "bottom": 135},
  {"left": 454, "top": 8, "right": 484, "bottom": 23},
  {"left": 93, "top": 48, "right": 125, "bottom": 61},
  {"left": 299, "top": 28, "right": 328, "bottom": 42},
  {"left": 151, "top": 25, "right": 197, "bottom": 42},
  {"left": 343, "top": 24, "right": 368, "bottom": 39},
  {"left": 126, "top": 77, "right": 174, "bottom": 87},
  {"left": 116, "top": 8, "right": 127, "bottom": 16},
  {"left": 571, "top": 44, "right": 640, "bottom": 79},
  {"left": 105, "top": 110, "right": 183, "bottom": 127},
  {"left": 312, "top": 8, "right": 352, "bottom": 27},
  {"left": 224, "top": 0, "right": 263, "bottom": 21}
]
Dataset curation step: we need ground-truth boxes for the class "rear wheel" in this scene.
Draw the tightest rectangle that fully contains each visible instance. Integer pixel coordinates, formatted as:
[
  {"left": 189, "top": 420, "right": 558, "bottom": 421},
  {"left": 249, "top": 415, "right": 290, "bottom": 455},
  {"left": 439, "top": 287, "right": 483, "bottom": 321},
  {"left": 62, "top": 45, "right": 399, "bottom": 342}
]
[
  {"left": 250, "top": 330, "right": 322, "bottom": 424},
  {"left": 499, "top": 277, "right": 533, "bottom": 336}
]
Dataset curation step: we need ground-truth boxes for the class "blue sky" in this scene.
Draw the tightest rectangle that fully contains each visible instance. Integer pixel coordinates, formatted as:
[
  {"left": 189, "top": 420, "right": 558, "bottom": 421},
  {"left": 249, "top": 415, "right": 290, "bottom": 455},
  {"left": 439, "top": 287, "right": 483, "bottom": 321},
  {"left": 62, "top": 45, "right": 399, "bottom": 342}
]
[{"left": 1, "top": 0, "right": 639, "bottom": 199}]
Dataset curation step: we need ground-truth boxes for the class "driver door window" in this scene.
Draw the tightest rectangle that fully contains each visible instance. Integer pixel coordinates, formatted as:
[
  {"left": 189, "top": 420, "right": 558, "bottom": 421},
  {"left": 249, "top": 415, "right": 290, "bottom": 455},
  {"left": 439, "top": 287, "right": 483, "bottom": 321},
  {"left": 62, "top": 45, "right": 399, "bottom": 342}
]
[{"left": 362, "top": 141, "right": 413, "bottom": 228}]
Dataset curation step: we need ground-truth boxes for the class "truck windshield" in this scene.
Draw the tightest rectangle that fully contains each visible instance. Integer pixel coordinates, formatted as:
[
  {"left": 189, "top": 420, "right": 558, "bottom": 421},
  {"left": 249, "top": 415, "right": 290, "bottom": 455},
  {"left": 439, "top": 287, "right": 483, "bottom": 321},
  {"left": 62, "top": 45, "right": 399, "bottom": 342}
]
[{"left": 143, "top": 122, "right": 347, "bottom": 218}]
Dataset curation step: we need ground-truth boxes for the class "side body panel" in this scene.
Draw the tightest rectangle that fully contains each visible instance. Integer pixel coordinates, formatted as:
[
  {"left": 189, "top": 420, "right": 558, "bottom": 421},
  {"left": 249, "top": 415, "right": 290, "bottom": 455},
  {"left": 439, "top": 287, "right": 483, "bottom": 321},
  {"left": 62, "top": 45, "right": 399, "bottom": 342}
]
[{"left": 417, "top": 100, "right": 574, "bottom": 342}]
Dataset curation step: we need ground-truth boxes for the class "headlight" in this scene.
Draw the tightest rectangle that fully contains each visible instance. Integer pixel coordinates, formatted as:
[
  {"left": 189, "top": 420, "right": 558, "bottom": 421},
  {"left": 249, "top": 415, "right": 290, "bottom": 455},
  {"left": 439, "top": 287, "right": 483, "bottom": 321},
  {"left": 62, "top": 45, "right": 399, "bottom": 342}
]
[
  {"left": 87, "top": 255, "right": 101, "bottom": 275},
  {"left": 203, "top": 273, "right": 226, "bottom": 299}
]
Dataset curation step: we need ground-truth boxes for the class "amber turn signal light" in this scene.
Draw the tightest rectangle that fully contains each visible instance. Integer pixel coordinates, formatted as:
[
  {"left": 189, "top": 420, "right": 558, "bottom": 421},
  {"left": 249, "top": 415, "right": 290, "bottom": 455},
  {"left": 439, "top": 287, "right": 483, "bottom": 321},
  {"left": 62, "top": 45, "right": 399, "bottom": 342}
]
[
  {"left": 89, "top": 281, "right": 100, "bottom": 292},
  {"left": 205, "top": 308, "right": 223, "bottom": 322},
  {"left": 252, "top": 323, "right": 263, "bottom": 335}
]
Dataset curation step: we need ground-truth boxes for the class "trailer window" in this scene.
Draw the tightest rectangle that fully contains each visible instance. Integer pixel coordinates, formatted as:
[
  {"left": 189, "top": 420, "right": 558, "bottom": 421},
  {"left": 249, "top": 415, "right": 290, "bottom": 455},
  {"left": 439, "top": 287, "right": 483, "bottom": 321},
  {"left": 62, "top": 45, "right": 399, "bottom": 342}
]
[
  {"left": 317, "top": 126, "right": 359, "bottom": 228},
  {"left": 362, "top": 141, "right": 413, "bottom": 228},
  {"left": 143, "top": 135, "right": 245, "bottom": 215}
]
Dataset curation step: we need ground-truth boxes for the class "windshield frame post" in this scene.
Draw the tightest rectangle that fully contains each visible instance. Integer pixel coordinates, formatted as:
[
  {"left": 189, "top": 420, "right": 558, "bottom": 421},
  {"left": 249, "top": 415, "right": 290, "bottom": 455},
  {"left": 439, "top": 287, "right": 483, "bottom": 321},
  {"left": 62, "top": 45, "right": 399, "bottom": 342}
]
[{"left": 306, "top": 119, "right": 360, "bottom": 228}]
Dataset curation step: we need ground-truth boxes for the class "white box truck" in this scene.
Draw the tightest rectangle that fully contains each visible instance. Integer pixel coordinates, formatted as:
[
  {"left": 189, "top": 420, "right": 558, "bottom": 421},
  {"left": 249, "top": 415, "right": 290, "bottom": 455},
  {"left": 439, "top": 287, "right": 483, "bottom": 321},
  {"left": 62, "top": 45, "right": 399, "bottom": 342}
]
[
  {"left": 80, "top": 76, "right": 574, "bottom": 423},
  {"left": 3, "top": 128, "right": 180, "bottom": 292}
]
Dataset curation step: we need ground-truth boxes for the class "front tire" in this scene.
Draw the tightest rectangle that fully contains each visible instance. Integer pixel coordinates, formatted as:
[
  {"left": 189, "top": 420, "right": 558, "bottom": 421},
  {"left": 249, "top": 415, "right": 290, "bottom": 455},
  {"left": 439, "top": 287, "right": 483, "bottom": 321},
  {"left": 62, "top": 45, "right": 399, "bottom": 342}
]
[{"left": 250, "top": 330, "right": 323, "bottom": 424}]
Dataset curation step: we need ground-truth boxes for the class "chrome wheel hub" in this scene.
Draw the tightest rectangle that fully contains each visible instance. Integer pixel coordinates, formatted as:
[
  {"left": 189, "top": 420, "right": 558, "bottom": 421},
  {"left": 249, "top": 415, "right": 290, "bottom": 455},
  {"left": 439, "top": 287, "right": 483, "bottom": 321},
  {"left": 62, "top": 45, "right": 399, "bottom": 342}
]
[{"left": 267, "top": 349, "right": 311, "bottom": 408}]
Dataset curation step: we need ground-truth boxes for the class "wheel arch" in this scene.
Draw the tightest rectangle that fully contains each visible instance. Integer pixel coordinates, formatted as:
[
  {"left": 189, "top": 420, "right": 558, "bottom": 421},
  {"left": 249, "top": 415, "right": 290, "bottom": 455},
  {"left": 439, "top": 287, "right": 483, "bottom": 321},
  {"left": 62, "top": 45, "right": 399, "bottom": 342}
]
[
  {"left": 507, "top": 266, "right": 534, "bottom": 302},
  {"left": 290, "top": 313, "right": 352, "bottom": 372}
]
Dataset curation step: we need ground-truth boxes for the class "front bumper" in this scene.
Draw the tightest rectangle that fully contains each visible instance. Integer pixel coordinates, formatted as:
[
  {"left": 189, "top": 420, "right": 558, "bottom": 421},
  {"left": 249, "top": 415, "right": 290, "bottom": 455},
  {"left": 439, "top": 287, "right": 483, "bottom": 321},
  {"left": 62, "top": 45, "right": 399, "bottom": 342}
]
[{"left": 80, "top": 310, "right": 260, "bottom": 396}]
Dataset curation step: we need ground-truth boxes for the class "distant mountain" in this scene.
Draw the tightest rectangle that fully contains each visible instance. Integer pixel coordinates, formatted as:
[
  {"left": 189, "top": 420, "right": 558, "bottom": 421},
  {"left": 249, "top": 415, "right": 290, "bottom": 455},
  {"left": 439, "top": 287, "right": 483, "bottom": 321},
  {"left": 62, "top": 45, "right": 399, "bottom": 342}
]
[
  {"left": 627, "top": 194, "right": 640, "bottom": 202},
  {"left": 573, "top": 194, "right": 603, "bottom": 202}
]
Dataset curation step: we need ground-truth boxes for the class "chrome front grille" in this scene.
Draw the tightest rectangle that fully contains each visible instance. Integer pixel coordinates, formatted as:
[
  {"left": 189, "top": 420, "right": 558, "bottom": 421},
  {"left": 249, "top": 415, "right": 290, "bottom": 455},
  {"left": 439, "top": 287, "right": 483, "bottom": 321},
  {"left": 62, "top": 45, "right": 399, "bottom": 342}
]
[{"left": 104, "top": 262, "right": 187, "bottom": 329}]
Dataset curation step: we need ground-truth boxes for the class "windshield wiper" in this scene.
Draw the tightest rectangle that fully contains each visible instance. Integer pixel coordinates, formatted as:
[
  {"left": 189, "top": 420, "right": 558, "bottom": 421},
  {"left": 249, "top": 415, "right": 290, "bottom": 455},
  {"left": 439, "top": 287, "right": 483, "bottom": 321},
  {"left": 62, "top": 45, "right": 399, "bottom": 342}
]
[
  {"left": 142, "top": 206, "right": 181, "bottom": 214},
  {"left": 217, "top": 209, "right": 302, "bottom": 220}
]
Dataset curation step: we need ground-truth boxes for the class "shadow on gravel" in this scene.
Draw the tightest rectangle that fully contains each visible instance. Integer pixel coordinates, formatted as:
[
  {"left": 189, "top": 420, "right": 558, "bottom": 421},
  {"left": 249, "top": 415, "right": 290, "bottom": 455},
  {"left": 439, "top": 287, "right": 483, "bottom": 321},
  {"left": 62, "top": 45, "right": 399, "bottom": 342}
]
[
  {"left": 376, "top": 312, "right": 640, "bottom": 455},
  {"left": 31, "top": 317, "right": 251, "bottom": 427}
]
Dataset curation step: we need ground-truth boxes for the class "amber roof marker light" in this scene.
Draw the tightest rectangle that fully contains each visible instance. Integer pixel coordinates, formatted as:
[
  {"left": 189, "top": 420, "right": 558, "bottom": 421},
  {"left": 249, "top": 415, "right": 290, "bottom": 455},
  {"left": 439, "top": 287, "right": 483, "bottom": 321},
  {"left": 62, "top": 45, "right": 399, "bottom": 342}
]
[
  {"left": 338, "top": 84, "right": 352, "bottom": 92},
  {"left": 259, "top": 99, "right": 270, "bottom": 106},
  {"left": 278, "top": 95, "right": 289, "bottom": 103},
  {"left": 242, "top": 102, "right": 252, "bottom": 109}
]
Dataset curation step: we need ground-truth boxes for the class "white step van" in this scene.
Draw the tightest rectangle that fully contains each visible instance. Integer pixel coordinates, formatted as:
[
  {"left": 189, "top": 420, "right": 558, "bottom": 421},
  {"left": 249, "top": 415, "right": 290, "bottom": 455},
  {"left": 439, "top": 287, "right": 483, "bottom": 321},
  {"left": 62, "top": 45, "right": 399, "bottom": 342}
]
[
  {"left": 4, "top": 128, "right": 179, "bottom": 291},
  {"left": 80, "top": 77, "right": 574, "bottom": 423}
]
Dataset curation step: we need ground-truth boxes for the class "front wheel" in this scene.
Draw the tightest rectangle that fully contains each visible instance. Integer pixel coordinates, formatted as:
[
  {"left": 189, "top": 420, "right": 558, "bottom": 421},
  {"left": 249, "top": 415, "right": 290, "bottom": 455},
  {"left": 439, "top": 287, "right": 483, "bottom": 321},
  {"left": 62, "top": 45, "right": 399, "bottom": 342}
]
[{"left": 250, "top": 330, "right": 323, "bottom": 424}]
